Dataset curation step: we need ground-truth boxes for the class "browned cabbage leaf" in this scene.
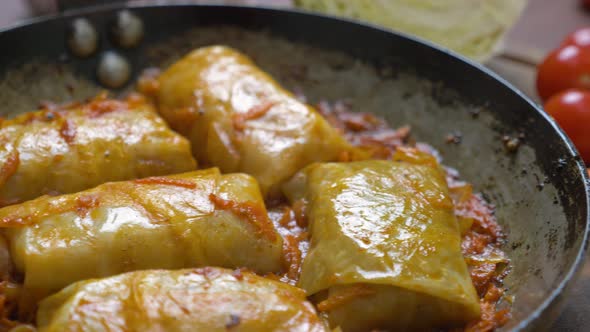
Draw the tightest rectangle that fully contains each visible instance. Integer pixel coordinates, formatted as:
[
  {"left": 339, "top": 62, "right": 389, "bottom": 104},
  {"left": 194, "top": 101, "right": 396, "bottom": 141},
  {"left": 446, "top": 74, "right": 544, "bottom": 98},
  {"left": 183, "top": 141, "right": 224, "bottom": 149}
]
[
  {"left": 156, "top": 46, "right": 353, "bottom": 197},
  {"left": 37, "top": 268, "right": 328, "bottom": 332},
  {"left": 283, "top": 155, "right": 480, "bottom": 330},
  {"left": 0, "top": 169, "right": 283, "bottom": 316},
  {"left": 0, "top": 94, "right": 196, "bottom": 206}
]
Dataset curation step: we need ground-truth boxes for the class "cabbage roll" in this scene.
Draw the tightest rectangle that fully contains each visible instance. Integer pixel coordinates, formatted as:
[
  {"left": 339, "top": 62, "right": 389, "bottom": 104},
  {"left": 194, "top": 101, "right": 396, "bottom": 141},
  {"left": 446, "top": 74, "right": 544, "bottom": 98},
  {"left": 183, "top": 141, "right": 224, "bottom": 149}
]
[
  {"left": 155, "top": 46, "right": 352, "bottom": 197},
  {"left": 283, "top": 150, "right": 480, "bottom": 331},
  {"left": 0, "top": 94, "right": 196, "bottom": 206},
  {"left": 37, "top": 268, "right": 327, "bottom": 332},
  {"left": 0, "top": 169, "right": 283, "bottom": 314}
]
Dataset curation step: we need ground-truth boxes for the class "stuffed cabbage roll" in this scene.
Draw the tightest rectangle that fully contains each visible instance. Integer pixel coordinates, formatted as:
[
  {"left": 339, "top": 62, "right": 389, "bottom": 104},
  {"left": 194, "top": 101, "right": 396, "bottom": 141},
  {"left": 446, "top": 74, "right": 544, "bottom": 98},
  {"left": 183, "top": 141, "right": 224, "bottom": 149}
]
[
  {"left": 283, "top": 149, "right": 480, "bottom": 331},
  {"left": 0, "top": 94, "right": 196, "bottom": 206},
  {"left": 37, "top": 268, "right": 327, "bottom": 332},
  {"left": 155, "top": 46, "right": 352, "bottom": 197},
  {"left": 0, "top": 169, "right": 283, "bottom": 314}
]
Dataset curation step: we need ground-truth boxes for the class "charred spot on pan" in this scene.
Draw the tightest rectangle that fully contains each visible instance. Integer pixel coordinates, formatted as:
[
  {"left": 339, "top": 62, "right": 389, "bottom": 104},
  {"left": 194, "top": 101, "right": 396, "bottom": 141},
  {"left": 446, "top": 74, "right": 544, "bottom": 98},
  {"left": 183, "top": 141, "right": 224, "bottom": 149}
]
[
  {"left": 55, "top": 64, "right": 65, "bottom": 77},
  {"left": 445, "top": 131, "right": 462, "bottom": 145},
  {"left": 553, "top": 158, "right": 568, "bottom": 171},
  {"left": 324, "top": 57, "right": 350, "bottom": 72},
  {"left": 377, "top": 65, "right": 394, "bottom": 79},
  {"left": 430, "top": 82, "right": 461, "bottom": 107},
  {"left": 66, "top": 83, "right": 75, "bottom": 94},
  {"left": 401, "top": 91, "right": 413, "bottom": 100},
  {"left": 533, "top": 175, "right": 549, "bottom": 191},
  {"left": 469, "top": 107, "right": 481, "bottom": 119},
  {"left": 545, "top": 228, "right": 559, "bottom": 259},
  {"left": 375, "top": 56, "right": 402, "bottom": 79}
]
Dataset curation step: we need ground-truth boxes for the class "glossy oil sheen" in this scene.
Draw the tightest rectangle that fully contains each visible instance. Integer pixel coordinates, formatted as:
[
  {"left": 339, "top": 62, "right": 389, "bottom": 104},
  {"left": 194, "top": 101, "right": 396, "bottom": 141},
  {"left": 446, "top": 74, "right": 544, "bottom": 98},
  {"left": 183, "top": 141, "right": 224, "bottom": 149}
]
[
  {"left": 0, "top": 5, "right": 587, "bottom": 331},
  {"left": 284, "top": 159, "right": 479, "bottom": 330},
  {"left": 0, "top": 169, "right": 283, "bottom": 313},
  {"left": 156, "top": 46, "right": 352, "bottom": 197},
  {"left": 0, "top": 96, "right": 196, "bottom": 205},
  {"left": 37, "top": 268, "right": 328, "bottom": 332}
]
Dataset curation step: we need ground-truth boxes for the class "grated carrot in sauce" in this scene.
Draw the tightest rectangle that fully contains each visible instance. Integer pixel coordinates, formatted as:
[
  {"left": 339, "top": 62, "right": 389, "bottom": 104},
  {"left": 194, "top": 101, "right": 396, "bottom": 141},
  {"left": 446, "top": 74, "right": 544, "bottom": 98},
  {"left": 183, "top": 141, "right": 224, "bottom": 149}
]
[
  {"left": 268, "top": 205, "right": 310, "bottom": 285},
  {"left": 317, "top": 100, "right": 510, "bottom": 331},
  {"left": 209, "top": 193, "right": 277, "bottom": 242},
  {"left": 83, "top": 93, "right": 130, "bottom": 118},
  {"left": 316, "top": 284, "right": 376, "bottom": 312},
  {"left": 134, "top": 177, "right": 197, "bottom": 189},
  {"left": 232, "top": 101, "right": 275, "bottom": 131},
  {"left": 291, "top": 200, "right": 308, "bottom": 229},
  {"left": 0, "top": 98, "right": 511, "bottom": 331},
  {"left": 282, "top": 234, "right": 303, "bottom": 281}
]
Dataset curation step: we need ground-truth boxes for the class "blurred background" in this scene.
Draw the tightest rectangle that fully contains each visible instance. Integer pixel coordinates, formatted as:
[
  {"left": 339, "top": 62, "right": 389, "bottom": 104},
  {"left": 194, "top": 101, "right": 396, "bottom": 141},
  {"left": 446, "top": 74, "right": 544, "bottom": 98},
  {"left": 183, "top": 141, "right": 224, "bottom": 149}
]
[{"left": 0, "top": 0, "right": 588, "bottom": 102}]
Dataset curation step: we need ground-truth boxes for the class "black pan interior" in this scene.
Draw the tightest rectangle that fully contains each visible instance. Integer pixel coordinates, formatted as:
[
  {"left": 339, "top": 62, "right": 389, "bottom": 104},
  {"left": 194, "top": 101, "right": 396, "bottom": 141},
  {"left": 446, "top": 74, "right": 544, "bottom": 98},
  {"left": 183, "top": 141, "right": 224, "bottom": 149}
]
[{"left": 0, "top": 5, "right": 588, "bottom": 331}]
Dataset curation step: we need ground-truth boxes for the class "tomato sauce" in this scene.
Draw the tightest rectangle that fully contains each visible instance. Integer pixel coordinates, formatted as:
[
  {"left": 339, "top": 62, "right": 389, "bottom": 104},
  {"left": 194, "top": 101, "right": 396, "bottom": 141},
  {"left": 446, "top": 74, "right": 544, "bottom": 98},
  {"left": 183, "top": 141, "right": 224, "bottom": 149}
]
[
  {"left": 317, "top": 100, "right": 510, "bottom": 331},
  {"left": 0, "top": 97, "right": 510, "bottom": 331},
  {"left": 84, "top": 93, "right": 129, "bottom": 118},
  {"left": 268, "top": 205, "right": 309, "bottom": 285}
]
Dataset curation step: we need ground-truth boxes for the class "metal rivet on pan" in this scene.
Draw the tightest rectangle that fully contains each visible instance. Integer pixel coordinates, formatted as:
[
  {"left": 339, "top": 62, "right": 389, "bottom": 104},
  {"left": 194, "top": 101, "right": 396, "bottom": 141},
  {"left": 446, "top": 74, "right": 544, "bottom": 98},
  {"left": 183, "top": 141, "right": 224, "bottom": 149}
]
[
  {"left": 97, "top": 51, "right": 131, "bottom": 89},
  {"left": 66, "top": 18, "right": 98, "bottom": 58},
  {"left": 110, "top": 10, "right": 144, "bottom": 48}
]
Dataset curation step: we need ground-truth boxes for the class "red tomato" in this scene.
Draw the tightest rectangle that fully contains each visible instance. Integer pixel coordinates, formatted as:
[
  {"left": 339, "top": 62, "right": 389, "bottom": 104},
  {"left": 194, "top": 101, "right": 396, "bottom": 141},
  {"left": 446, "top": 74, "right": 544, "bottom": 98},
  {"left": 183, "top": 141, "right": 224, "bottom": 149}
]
[
  {"left": 536, "top": 45, "right": 590, "bottom": 100},
  {"left": 563, "top": 27, "right": 590, "bottom": 48},
  {"left": 544, "top": 89, "right": 590, "bottom": 163}
]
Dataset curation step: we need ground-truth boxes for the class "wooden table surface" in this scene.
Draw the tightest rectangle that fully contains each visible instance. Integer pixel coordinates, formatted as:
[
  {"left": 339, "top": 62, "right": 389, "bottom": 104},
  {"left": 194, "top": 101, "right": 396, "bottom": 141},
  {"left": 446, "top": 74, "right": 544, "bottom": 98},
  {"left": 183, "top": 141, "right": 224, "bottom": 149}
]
[{"left": 0, "top": 0, "right": 589, "bottom": 330}]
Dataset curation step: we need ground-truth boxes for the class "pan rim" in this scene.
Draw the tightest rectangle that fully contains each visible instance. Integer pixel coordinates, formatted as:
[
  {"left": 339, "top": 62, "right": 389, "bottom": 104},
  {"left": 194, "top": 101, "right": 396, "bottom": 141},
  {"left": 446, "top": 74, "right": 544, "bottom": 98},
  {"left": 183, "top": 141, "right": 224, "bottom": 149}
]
[{"left": 1, "top": 3, "right": 589, "bottom": 330}]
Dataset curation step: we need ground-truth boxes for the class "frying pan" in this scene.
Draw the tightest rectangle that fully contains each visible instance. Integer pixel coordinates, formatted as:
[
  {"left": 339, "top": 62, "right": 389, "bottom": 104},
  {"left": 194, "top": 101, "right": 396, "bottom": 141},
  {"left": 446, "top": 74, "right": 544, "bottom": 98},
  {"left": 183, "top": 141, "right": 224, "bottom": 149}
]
[{"left": 0, "top": 3, "right": 588, "bottom": 331}]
